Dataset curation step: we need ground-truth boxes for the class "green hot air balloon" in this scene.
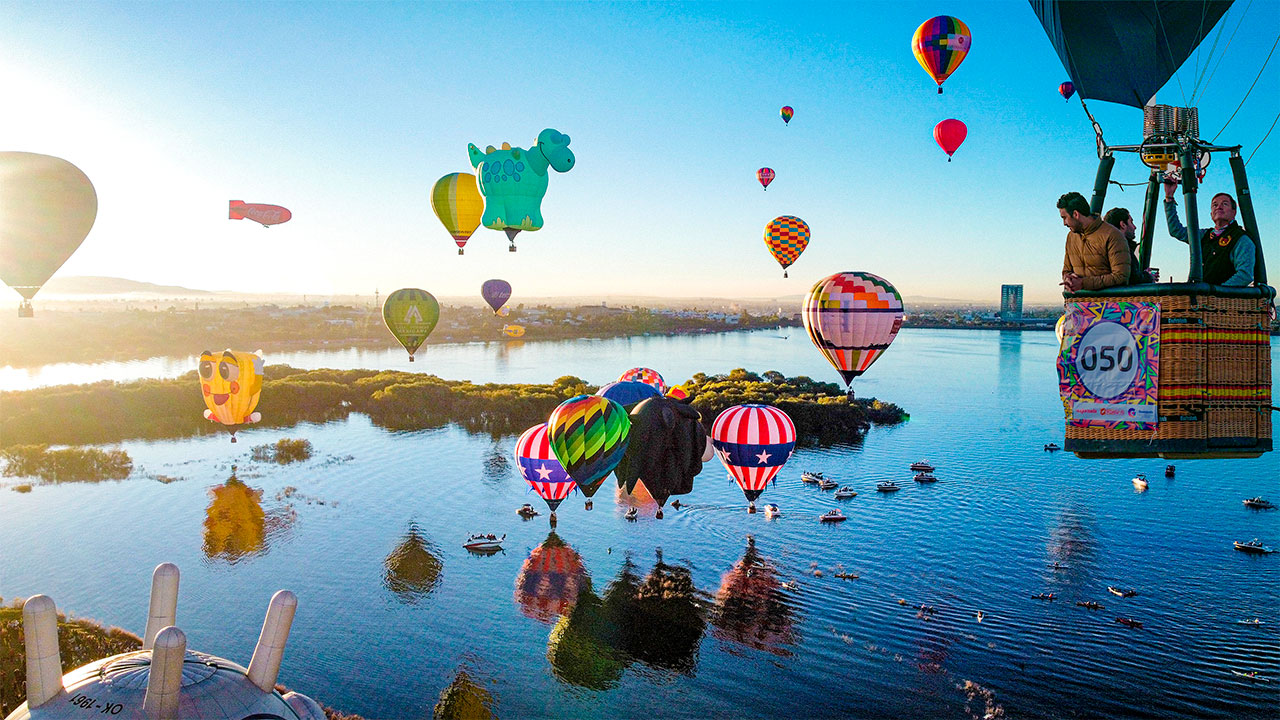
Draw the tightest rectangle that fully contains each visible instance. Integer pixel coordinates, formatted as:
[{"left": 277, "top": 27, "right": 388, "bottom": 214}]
[
  {"left": 383, "top": 288, "right": 440, "bottom": 362},
  {"left": 0, "top": 152, "right": 98, "bottom": 317},
  {"left": 548, "top": 395, "right": 630, "bottom": 510}
]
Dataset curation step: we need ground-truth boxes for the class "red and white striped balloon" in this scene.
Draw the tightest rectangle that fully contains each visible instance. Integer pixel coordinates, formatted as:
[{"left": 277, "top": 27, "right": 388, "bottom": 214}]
[
  {"left": 710, "top": 404, "right": 797, "bottom": 505},
  {"left": 515, "top": 423, "right": 576, "bottom": 512}
]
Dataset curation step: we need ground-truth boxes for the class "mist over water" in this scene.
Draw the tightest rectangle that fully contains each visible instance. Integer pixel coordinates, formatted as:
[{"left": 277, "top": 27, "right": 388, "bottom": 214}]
[{"left": 2, "top": 329, "right": 1277, "bottom": 718}]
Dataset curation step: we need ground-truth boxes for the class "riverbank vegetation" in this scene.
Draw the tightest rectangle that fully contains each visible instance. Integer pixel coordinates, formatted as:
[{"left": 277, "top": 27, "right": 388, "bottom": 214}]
[
  {"left": 1, "top": 368, "right": 904, "bottom": 451},
  {"left": 252, "top": 438, "right": 314, "bottom": 464},
  {"left": 0, "top": 445, "right": 132, "bottom": 483}
]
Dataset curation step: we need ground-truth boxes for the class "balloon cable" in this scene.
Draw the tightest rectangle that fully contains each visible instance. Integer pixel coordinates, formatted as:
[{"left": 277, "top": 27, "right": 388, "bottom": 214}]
[{"left": 1211, "top": 32, "right": 1279, "bottom": 142}]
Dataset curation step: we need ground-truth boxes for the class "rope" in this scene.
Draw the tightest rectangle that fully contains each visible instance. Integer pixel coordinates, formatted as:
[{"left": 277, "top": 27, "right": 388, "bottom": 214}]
[
  {"left": 1211, "top": 33, "right": 1279, "bottom": 142},
  {"left": 1152, "top": 0, "right": 1190, "bottom": 107},
  {"left": 1188, "top": 0, "right": 1216, "bottom": 103},
  {"left": 1189, "top": 1, "right": 1231, "bottom": 103},
  {"left": 1196, "top": 0, "right": 1253, "bottom": 104},
  {"left": 1107, "top": 180, "right": 1151, "bottom": 191},
  {"left": 1079, "top": 98, "right": 1107, "bottom": 158},
  {"left": 1245, "top": 107, "right": 1280, "bottom": 165}
]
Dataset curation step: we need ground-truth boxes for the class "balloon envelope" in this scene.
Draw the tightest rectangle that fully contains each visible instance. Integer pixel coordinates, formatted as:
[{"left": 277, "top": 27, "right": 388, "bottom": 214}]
[
  {"left": 502, "top": 324, "right": 526, "bottom": 338},
  {"left": 802, "top": 271, "right": 904, "bottom": 386},
  {"left": 933, "top": 119, "right": 967, "bottom": 160},
  {"left": 383, "top": 288, "right": 440, "bottom": 360},
  {"left": 548, "top": 395, "right": 631, "bottom": 495},
  {"left": 229, "top": 201, "right": 291, "bottom": 227},
  {"left": 199, "top": 349, "right": 264, "bottom": 433},
  {"left": 613, "top": 397, "right": 706, "bottom": 509},
  {"left": 618, "top": 368, "right": 667, "bottom": 395},
  {"left": 0, "top": 152, "right": 97, "bottom": 301},
  {"left": 780, "top": 106, "right": 794, "bottom": 124},
  {"left": 912, "top": 15, "right": 971, "bottom": 92},
  {"left": 1058, "top": 81, "right": 1076, "bottom": 100},
  {"left": 481, "top": 279, "right": 513, "bottom": 314},
  {"left": 710, "top": 404, "right": 796, "bottom": 503},
  {"left": 757, "top": 167, "right": 775, "bottom": 190},
  {"left": 431, "top": 172, "right": 484, "bottom": 252},
  {"left": 515, "top": 423, "right": 576, "bottom": 512},
  {"left": 596, "top": 381, "right": 661, "bottom": 409},
  {"left": 764, "top": 216, "right": 810, "bottom": 275}
]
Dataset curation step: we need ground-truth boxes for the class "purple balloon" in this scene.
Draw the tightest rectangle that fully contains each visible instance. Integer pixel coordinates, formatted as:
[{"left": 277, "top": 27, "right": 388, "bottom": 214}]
[{"left": 481, "top": 279, "right": 512, "bottom": 314}]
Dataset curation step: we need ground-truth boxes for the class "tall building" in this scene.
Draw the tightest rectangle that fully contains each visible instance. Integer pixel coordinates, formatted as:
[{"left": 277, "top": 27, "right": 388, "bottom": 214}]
[{"left": 1000, "top": 284, "right": 1023, "bottom": 321}]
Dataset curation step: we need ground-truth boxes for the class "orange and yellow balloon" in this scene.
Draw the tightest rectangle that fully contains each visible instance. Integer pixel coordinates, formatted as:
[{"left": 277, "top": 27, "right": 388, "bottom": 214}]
[
  {"left": 199, "top": 349, "right": 264, "bottom": 442},
  {"left": 764, "top": 216, "right": 810, "bottom": 278},
  {"left": 912, "top": 16, "right": 971, "bottom": 93},
  {"left": 431, "top": 172, "right": 484, "bottom": 255}
]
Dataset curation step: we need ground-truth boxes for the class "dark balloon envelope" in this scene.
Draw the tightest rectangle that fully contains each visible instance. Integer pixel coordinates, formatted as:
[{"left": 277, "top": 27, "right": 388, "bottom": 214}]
[
  {"left": 595, "top": 380, "right": 661, "bottom": 409},
  {"left": 613, "top": 396, "right": 706, "bottom": 515}
]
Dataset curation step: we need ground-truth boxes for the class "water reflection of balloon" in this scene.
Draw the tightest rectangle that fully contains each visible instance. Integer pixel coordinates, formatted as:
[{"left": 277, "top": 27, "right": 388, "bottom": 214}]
[
  {"left": 433, "top": 667, "right": 494, "bottom": 720},
  {"left": 383, "top": 288, "right": 440, "bottom": 362},
  {"left": 613, "top": 396, "right": 707, "bottom": 517},
  {"left": 802, "top": 271, "right": 904, "bottom": 391},
  {"left": 912, "top": 15, "right": 971, "bottom": 93},
  {"left": 199, "top": 349, "right": 264, "bottom": 443},
  {"left": 711, "top": 536, "right": 797, "bottom": 656},
  {"left": 711, "top": 404, "right": 796, "bottom": 512},
  {"left": 547, "top": 587, "right": 626, "bottom": 691},
  {"left": 203, "top": 471, "right": 292, "bottom": 563},
  {"left": 383, "top": 522, "right": 443, "bottom": 604},
  {"left": 0, "top": 152, "right": 97, "bottom": 317},
  {"left": 548, "top": 395, "right": 631, "bottom": 510},
  {"left": 514, "top": 532, "right": 589, "bottom": 623}
]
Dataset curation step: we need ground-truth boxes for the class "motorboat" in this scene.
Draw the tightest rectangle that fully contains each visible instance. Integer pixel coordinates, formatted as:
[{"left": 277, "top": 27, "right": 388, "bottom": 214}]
[
  {"left": 624, "top": 507, "right": 638, "bottom": 521},
  {"left": 1077, "top": 601, "right": 1104, "bottom": 610},
  {"left": 1234, "top": 539, "right": 1276, "bottom": 554},
  {"left": 817, "top": 477, "right": 839, "bottom": 490},
  {"left": 1231, "top": 670, "right": 1269, "bottom": 681},
  {"left": 1031, "top": 593, "right": 1055, "bottom": 601},
  {"left": 913, "top": 472, "right": 938, "bottom": 483},
  {"left": 463, "top": 533, "right": 505, "bottom": 551},
  {"left": 1165, "top": 464, "right": 1176, "bottom": 478},
  {"left": 1107, "top": 586, "right": 1138, "bottom": 598},
  {"left": 1243, "top": 497, "right": 1276, "bottom": 509},
  {"left": 834, "top": 486, "right": 857, "bottom": 499},
  {"left": 1236, "top": 618, "right": 1265, "bottom": 625},
  {"left": 876, "top": 481, "right": 900, "bottom": 493},
  {"left": 801, "top": 471, "right": 824, "bottom": 484},
  {"left": 517, "top": 503, "right": 540, "bottom": 518},
  {"left": 834, "top": 571, "right": 859, "bottom": 579},
  {"left": 763, "top": 503, "right": 782, "bottom": 518},
  {"left": 1115, "top": 617, "right": 1143, "bottom": 629},
  {"left": 1043, "top": 443, "right": 1060, "bottom": 451},
  {"left": 819, "top": 509, "right": 847, "bottom": 523},
  {"left": 1132, "top": 473, "right": 1148, "bottom": 490},
  {"left": 910, "top": 460, "right": 935, "bottom": 472}
]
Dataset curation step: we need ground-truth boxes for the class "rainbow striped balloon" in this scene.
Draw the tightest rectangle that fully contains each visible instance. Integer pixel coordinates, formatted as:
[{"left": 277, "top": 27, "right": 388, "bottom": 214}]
[
  {"left": 618, "top": 367, "right": 667, "bottom": 395},
  {"left": 802, "top": 271, "right": 904, "bottom": 387},
  {"left": 515, "top": 423, "right": 576, "bottom": 512},
  {"left": 548, "top": 395, "right": 631, "bottom": 500},
  {"left": 430, "top": 172, "right": 484, "bottom": 254},
  {"left": 711, "top": 404, "right": 796, "bottom": 505},
  {"left": 912, "top": 15, "right": 971, "bottom": 93}
]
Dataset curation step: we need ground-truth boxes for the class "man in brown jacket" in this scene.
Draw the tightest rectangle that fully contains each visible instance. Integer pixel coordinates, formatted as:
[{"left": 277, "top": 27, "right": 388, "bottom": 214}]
[{"left": 1058, "top": 191, "right": 1130, "bottom": 292}]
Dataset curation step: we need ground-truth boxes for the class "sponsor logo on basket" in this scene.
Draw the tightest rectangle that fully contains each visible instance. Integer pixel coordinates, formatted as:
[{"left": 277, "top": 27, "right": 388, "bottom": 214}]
[{"left": 1074, "top": 402, "right": 1157, "bottom": 423}]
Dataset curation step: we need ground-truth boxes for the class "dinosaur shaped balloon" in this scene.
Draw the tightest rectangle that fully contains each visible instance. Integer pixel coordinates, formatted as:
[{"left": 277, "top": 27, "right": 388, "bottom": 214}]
[{"left": 467, "top": 129, "right": 574, "bottom": 251}]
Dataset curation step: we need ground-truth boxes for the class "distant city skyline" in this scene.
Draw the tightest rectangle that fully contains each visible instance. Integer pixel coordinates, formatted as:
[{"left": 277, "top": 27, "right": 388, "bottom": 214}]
[{"left": 3, "top": 1, "right": 1276, "bottom": 304}]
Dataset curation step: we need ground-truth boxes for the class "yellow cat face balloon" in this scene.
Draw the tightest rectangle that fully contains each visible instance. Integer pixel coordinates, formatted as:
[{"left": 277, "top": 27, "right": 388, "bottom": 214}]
[{"left": 199, "top": 350, "right": 263, "bottom": 437}]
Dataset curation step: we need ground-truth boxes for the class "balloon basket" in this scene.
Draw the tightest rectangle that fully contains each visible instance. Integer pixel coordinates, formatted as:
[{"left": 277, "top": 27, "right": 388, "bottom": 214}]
[
  {"left": 458, "top": 249, "right": 464, "bottom": 255},
  {"left": 508, "top": 245, "right": 517, "bottom": 252},
  {"left": 585, "top": 500, "right": 593, "bottom": 511},
  {"left": 230, "top": 436, "right": 237, "bottom": 444},
  {"left": 783, "top": 270, "right": 788, "bottom": 278},
  {"left": 408, "top": 356, "right": 415, "bottom": 363},
  {"left": 549, "top": 512, "right": 557, "bottom": 528},
  {"left": 747, "top": 503, "right": 757, "bottom": 514},
  {"left": 655, "top": 508, "right": 664, "bottom": 519}
]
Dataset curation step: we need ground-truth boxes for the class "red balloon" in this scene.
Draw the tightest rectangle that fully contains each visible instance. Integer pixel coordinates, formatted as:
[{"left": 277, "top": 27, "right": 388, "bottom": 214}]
[
  {"left": 229, "top": 200, "right": 291, "bottom": 227},
  {"left": 933, "top": 119, "right": 967, "bottom": 162},
  {"left": 1058, "top": 81, "right": 1076, "bottom": 101},
  {"left": 757, "top": 167, "right": 775, "bottom": 190}
]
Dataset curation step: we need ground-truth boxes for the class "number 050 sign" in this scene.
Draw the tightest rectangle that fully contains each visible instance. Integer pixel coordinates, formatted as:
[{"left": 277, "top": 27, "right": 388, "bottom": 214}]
[{"left": 1057, "top": 302, "right": 1161, "bottom": 429}]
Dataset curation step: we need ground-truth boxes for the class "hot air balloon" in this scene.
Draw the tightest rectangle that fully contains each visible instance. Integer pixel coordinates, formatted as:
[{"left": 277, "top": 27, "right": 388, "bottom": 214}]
[
  {"left": 596, "top": 380, "right": 661, "bottom": 409},
  {"left": 1055, "top": 314, "right": 1067, "bottom": 346},
  {"left": 515, "top": 532, "right": 589, "bottom": 622},
  {"left": 467, "top": 128, "right": 575, "bottom": 251},
  {"left": 515, "top": 423, "right": 576, "bottom": 521},
  {"left": 912, "top": 15, "right": 971, "bottom": 93},
  {"left": 934, "top": 119, "right": 967, "bottom": 161},
  {"left": 618, "top": 368, "right": 667, "bottom": 395},
  {"left": 0, "top": 152, "right": 97, "bottom": 317},
  {"left": 229, "top": 201, "right": 291, "bottom": 227},
  {"left": 764, "top": 215, "right": 810, "bottom": 278},
  {"left": 780, "top": 106, "right": 794, "bottom": 125},
  {"left": 802, "top": 271, "right": 904, "bottom": 393},
  {"left": 199, "top": 350, "right": 264, "bottom": 443},
  {"left": 548, "top": 395, "right": 631, "bottom": 510},
  {"left": 431, "top": 172, "right": 485, "bottom": 255},
  {"left": 613, "top": 396, "right": 707, "bottom": 518},
  {"left": 383, "top": 288, "right": 440, "bottom": 362},
  {"left": 1058, "top": 81, "right": 1076, "bottom": 101},
  {"left": 757, "top": 167, "right": 775, "bottom": 190},
  {"left": 502, "top": 324, "right": 526, "bottom": 338},
  {"left": 481, "top": 279, "right": 512, "bottom": 314},
  {"left": 666, "top": 386, "right": 689, "bottom": 400},
  {"left": 710, "top": 404, "right": 796, "bottom": 513}
]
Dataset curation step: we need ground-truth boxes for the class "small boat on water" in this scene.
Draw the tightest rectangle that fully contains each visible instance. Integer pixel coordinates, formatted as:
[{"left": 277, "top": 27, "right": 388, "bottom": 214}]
[
  {"left": 1107, "top": 586, "right": 1138, "bottom": 598},
  {"left": 817, "top": 477, "right": 839, "bottom": 490},
  {"left": 801, "top": 471, "right": 824, "bottom": 484},
  {"left": 913, "top": 472, "right": 938, "bottom": 483},
  {"left": 1243, "top": 497, "right": 1276, "bottom": 509},
  {"left": 834, "top": 486, "right": 857, "bottom": 499},
  {"left": 517, "top": 503, "right": 540, "bottom": 518},
  {"left": 763, "top": 503, "right": 782, "bottom": 518},
  {"left": 624, "top": 507, "right": 638, "bottom": 521},
  {"left": 1115, "top": 617, "right": 1143, "bottom": 629},
  {"left": 1234, "top": 539, "right": 1277, "bottom": 554},
  {"left": 463, "top": 533, "right": 505, "bottom": 551},
  {"left": 1237, "top": 618, "right": 1264, "bottom": 625},
  {"left": 1043, "top": 443, "right": 1060, "bottom": 451},
  {"left": 1132, "top": 473, "right": 1148, "bottom": 490},
  {"left": 1077, "top": 601, "right": 1104, "bottom": 610},
  {"left": 910, "top": 460, "right": 935, "bottom": 472},
  {"left": 1165, "top": 464, "right": 1176, "bottom": 478},
  {"left": 1031, "top": 593, "right": 1055, "bottom": 601},
  {"left": 876, "top": 481, "right": 900, "bottom": 493},
  {"left": 834, "top": 571, "right": 859, "bottom": 579},
  {"left": 1232, "top": 670, "right": 1269, "bottom": 681},
  {"left": 820, "top": 509, "right": 848, "bottom": 523}
]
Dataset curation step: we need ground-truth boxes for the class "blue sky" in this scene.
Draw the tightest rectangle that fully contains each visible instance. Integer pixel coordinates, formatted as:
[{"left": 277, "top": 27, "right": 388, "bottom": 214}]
[{"left": 3, "top": 1, "right": 1276, "bottom": 303}]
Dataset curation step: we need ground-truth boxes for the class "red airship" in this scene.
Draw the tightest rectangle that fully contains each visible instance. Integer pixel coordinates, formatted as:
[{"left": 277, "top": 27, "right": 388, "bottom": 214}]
[{"left": 229, "top": 200, "right": 292, "bottom": 227}]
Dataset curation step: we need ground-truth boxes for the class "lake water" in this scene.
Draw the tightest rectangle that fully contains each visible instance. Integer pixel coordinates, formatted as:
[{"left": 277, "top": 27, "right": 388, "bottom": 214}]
[{"left": 2, "top": 329, "right": 1277, "bottom": 719}]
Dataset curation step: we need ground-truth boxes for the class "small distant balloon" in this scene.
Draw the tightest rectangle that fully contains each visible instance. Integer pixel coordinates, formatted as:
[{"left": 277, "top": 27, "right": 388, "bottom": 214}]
[
  {"left": 1058, "top": 81, "right": 1076, "bottom": 101},
  {"left": 503, "top": 324, "right": 526, "bottom": 338},
  {"left": 482, "top": 279, "right": 513, "bottom": 314},
  {"left": 431, "top": 172, "right": 484, "bottom": 255},
  {"left": 780, "top": 106, "right": 794, "bottom": 125},
  {"left": 764, "top": 216, "right": 810, "bottom": 278},
  {"left": 757, "top": 168, "right": 775, "bottom": 191},
  {"left": 618, "top": 368, "right": 667, "bottom": 395},
  {"left": 912, "top": 16, "right": 971, "bottom": 93},
  {"left": 383, "top": 288, "right": 440, "bottom": 362},
  {"left": 229, "top": 201, "right": 291, "bottom": 227},
  {"left": 934, "top": 119, "right": 967, "bottom": 161}
]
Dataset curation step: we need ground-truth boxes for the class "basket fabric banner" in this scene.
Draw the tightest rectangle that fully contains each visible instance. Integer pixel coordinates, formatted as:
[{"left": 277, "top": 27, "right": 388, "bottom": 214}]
[{"left": 1057, "top": 301, "right": 1161, "bottom": 430}]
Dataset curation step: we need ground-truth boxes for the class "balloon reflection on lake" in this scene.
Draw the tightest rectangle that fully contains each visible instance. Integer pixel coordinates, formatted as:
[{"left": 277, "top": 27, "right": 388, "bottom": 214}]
[
  {"left": 514, "top": 532, "right": 589, "bottom": 623},
  {"left": 383, "top": 521, "right": 444, "bottom": 604},
  {"left": 201, "top": 467, "right": 294, "bottom": 564},
  {"left": 711, "top": 535, "right": 798, "bottom": 656}
]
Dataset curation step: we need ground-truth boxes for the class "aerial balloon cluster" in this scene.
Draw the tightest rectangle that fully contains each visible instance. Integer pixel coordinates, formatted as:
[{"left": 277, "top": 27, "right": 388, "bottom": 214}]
[{"left": 913, "top": 15, "right": 971, "bottom": 161}]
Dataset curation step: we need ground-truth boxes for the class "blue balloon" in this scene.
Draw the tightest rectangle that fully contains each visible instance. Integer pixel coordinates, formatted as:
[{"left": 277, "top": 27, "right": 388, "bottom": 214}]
[{"left": 595, "top": 381, "right": 660, "bottom": 408}]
